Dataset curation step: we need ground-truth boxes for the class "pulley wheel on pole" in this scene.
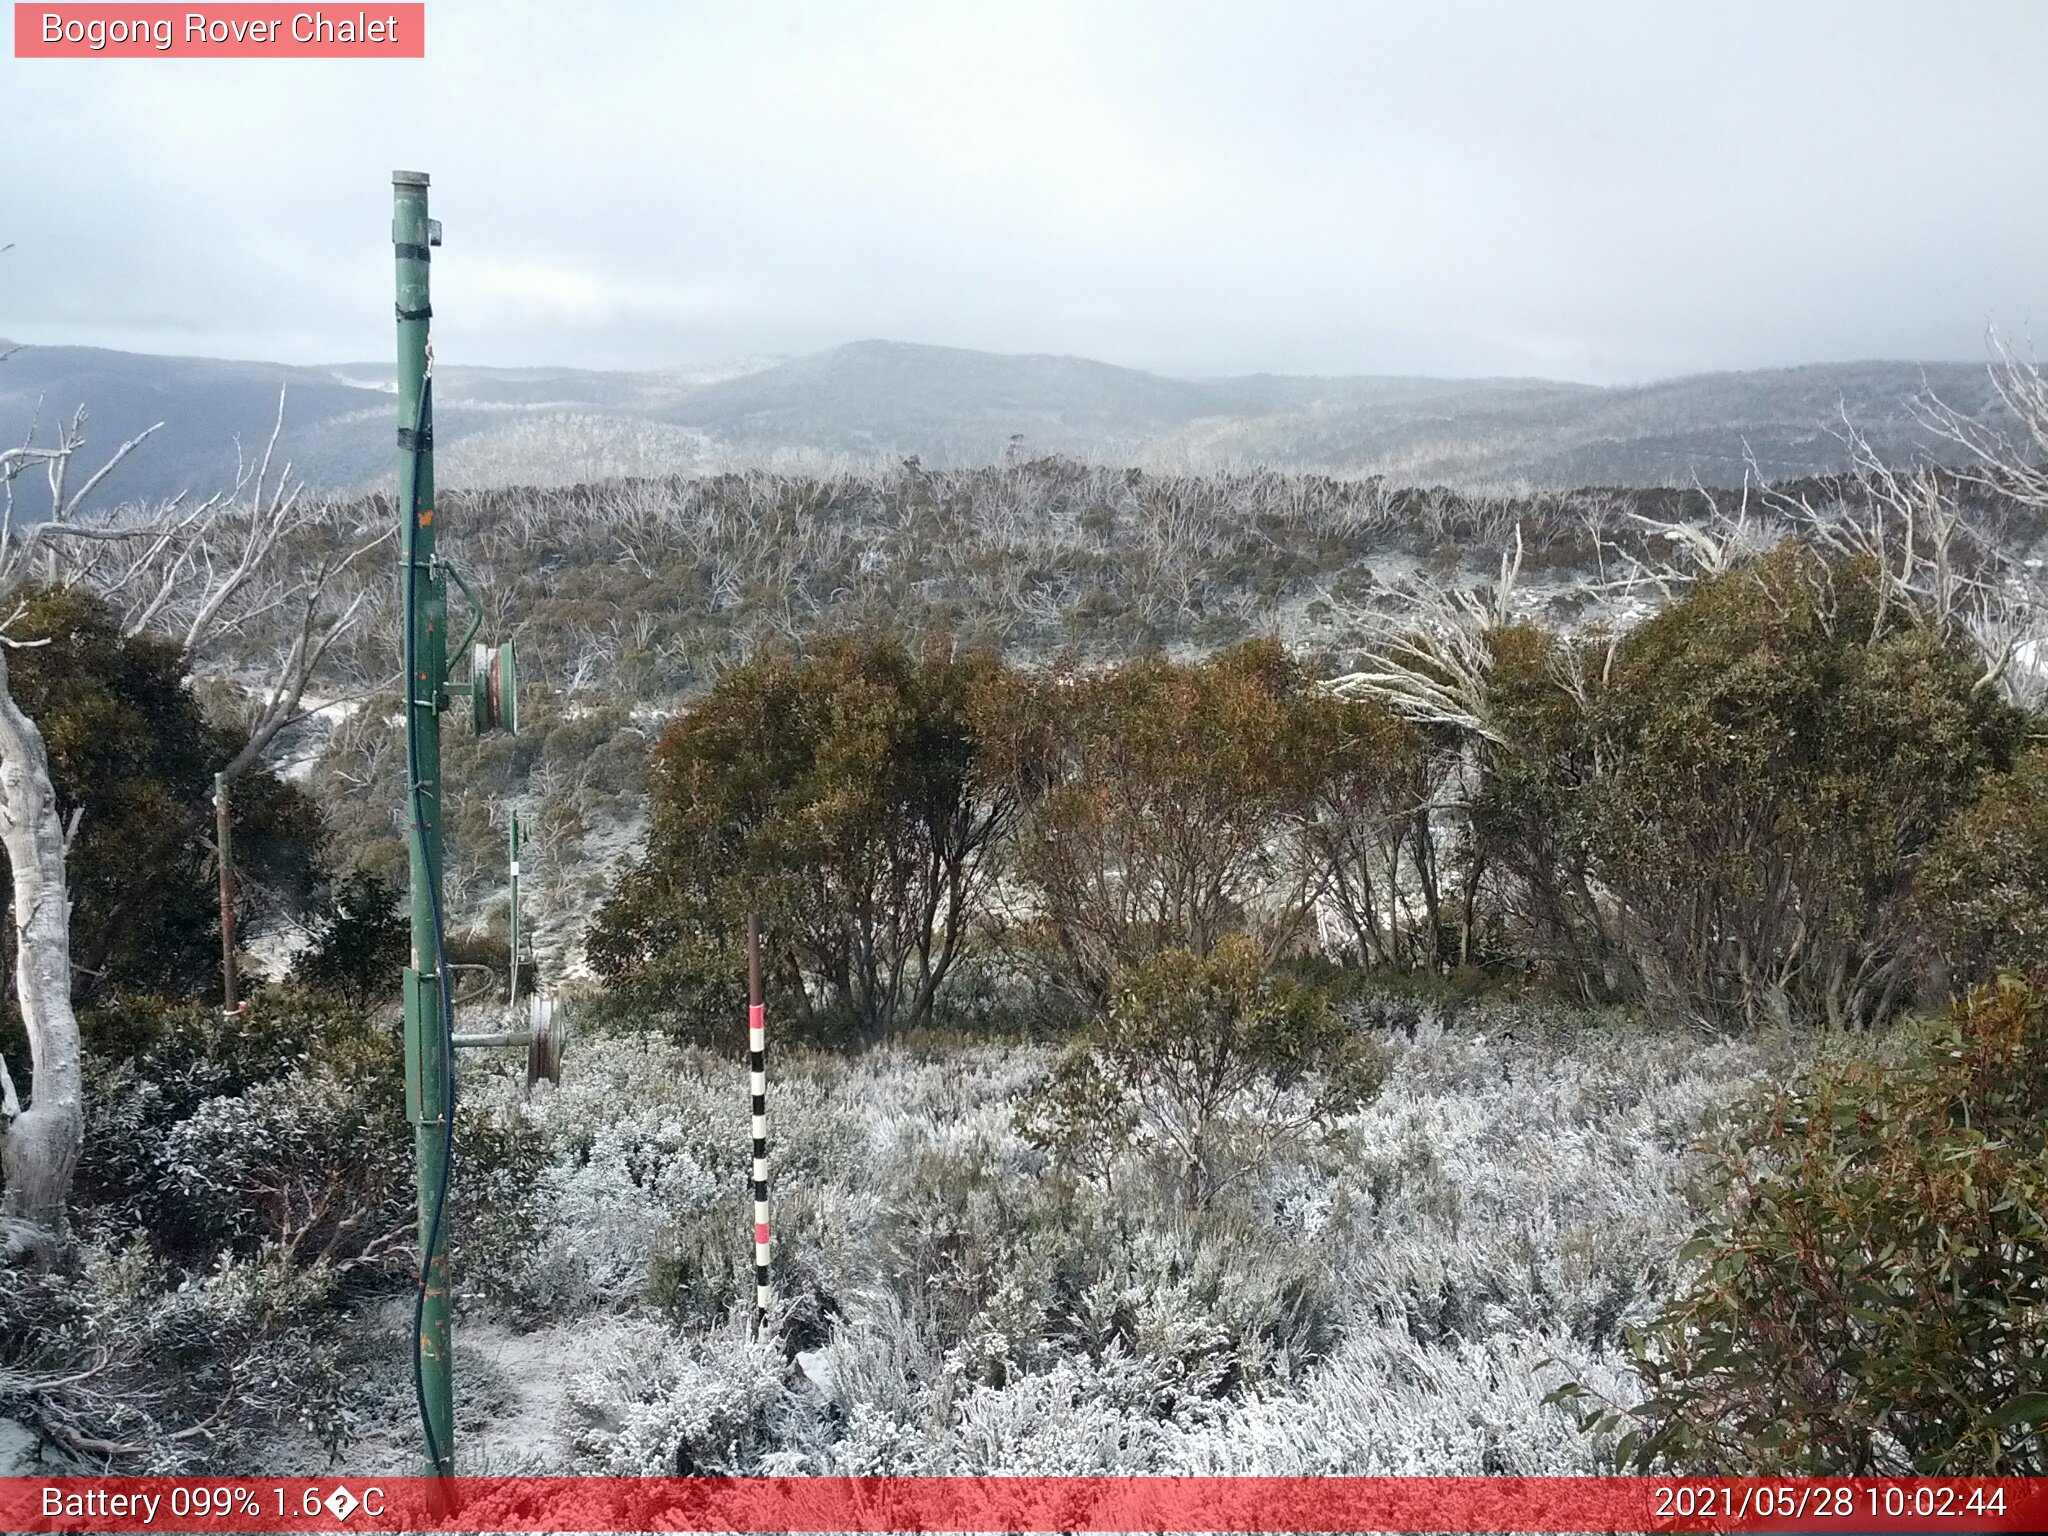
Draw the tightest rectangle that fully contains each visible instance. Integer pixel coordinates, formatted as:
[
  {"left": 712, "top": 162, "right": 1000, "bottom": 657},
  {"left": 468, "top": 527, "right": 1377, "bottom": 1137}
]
[
  {"left": 526, "top": 992, "right": 565, "bottom": 1091},
  {"left": 473, "top": 640, "right": 518, "bottom": 734}
]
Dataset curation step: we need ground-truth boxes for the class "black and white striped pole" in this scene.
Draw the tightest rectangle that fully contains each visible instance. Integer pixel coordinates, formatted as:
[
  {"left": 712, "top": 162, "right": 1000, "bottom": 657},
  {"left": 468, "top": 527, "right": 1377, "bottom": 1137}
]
[{"left": 747, "top": 912, "right": 771, "bottom": 1329}]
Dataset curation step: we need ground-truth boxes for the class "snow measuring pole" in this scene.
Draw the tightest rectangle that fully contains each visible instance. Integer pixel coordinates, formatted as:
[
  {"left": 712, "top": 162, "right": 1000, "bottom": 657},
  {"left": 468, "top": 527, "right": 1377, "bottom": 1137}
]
[{"left": 748, "top": 913, "right": 771, "bottom": 1330}]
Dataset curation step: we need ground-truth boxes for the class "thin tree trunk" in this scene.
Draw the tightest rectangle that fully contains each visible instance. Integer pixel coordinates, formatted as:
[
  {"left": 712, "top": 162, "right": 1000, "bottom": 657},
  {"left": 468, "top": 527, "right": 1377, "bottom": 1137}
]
[
  {"left": 0, "top": 650, "right": 82, "bottom": 1233},
  {"left": 215, "top": 772, "right": 240, "bottom": 1016}
]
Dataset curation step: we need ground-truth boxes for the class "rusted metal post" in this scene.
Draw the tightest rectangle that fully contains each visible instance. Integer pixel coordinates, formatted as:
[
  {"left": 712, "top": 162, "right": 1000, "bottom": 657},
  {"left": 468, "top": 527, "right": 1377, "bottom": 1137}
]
[
  {"left": 747, "top": 912, "right": 770, "bottom": 1328},
  {"left": 214, "top": 771, "right": 239, "bottom": 1017}
]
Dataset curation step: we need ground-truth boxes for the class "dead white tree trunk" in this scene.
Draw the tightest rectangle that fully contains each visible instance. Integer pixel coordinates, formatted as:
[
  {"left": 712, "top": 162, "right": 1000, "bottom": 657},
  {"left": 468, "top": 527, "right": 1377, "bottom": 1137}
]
[
  {"left": 0, "top": 642, "right": 79, "bottom": 1233},
  {"left": 0, "top": 392, "right": 242, "bottom": 1237}
]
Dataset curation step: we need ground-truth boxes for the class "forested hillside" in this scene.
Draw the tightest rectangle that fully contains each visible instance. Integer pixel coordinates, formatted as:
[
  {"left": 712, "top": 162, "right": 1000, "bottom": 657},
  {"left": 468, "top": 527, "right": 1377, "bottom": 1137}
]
[
  {"left": 7, "top": 373, "right": 2048, "bottom": 1478},
  {"left": 194, "top": 450, "right": 2029, "bottom": 980},
  {"left": 0, "top": 339, "right": 2009, "bottom": 507}
]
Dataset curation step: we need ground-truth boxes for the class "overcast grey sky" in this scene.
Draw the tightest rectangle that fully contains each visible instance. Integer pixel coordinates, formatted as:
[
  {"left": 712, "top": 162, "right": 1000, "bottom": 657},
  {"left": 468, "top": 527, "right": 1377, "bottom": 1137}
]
[{"left": 3, "top": 0, "right": 2045, "bottom": 382}]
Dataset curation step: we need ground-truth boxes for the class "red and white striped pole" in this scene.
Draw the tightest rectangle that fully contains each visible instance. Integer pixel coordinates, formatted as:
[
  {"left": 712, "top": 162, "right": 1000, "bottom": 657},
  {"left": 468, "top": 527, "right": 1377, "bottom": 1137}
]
[{"left": 747, "top": 913, "right": 771, "bottom": 1328}]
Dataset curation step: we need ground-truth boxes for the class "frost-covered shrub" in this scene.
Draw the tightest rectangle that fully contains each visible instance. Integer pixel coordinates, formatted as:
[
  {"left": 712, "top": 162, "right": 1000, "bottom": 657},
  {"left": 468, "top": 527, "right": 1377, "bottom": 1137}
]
[
  {"left": 444, "top": 1096, "right": 555, "bottom": 1313},
  {"left": 163, "top": 1059, "right": 411, "bottom": 1273},
  {"left": 443, "top": 1001, "right": 1777, "bottom": 1480},
  {"left": 1022, "top": 939, "right": 1386, "bottom": 1210},
  {"left": 944, "top": 1360, "right": 1173, "bottom": 1473},
  {"left": 646, "top": 1216, "right": 749, "bottom": 1331},
  {"left": 73, "top": 990, "right": 391, "bottom": 1253},
  {"left": 499, "top": 1035, "right": 744, "bottom": 1309},
  {"left": 483, "top": 1032, "right": 867, "bottom": 1316},
  {"left": 1316, "top": 1018, "right": 1763, "bottom": 1348},
  {"left": 1163, "top": 1330, "right": 1639, "bottom": 1474},
  {"left": 21, "top": 987, "right": 561, "bottom": 1471},
  {"left": 560, "top": 1318, "right": 801, "bottom": 1473},
  {"left": 0, "top": 1241, "right": 361, "bottom": 1471}
]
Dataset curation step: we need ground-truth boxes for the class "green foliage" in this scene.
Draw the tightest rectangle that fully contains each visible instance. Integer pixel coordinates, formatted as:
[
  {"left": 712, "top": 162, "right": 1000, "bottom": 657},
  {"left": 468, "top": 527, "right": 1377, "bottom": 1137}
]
[
  {"left": 1296, "top": 689, "right": 1455, "bottom": 972},
  {"left": 0, "top": 586, "right": 320, "bottom": 1006},
  {"left": 1919, "top": 744, "right": 2048, "bottom": 986},
  {"left": 14, "top": 587, "right": 213, "bottom": 1000},
  {"left": 1465, "top": 621, "right": 1617, "bottom": 991},
  {"left": 1576, "top": 978, "right": 2048, "bottom": 1473},
  {"left": 1003, "top": 640, "right": 1337, "bottom": 999},
  {"left": 1476, "top": 548, "right": 2027, "bottom": 1027},
  {"left": 162, "top": 1052, "right": 412, "bottom": 1275},
  {"left": 294, "top": 870, "right": 410, "bottom": 1009},
  {"left": 221, "top": 764, "right": 325, "bottom": 920},
  {"left": 444, "top": 1099, "right": 555, "bottom": 1313},
  {"left": 79, "top": 989, "right": 379, "bottom": 1114},
  {"left": 1023, "top": 936, "right": 1385, "bottom": 1209},
  {"left": 591, "top": 632, "right": 1020, "bottom": 1046},
  {"left": 1014, "top": 1044, "right": 1135, "bottom": 1187},
  {"left": 72, "top": 990, "right": 395, "bottom": 1259}
]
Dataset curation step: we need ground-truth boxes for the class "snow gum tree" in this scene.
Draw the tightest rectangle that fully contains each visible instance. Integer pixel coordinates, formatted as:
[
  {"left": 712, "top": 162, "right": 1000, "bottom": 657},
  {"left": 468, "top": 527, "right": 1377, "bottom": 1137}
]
[
  {"left": 591, "top": 631, "right": 1022, "bottom": 1046},
  {"left": 0, "top": 409, "right": 164, "bottom": 1239},
  {"left": 1000, "top": 639, "right": 1332, "bottom": 1001},
  {"left": 0, "top": 634, "right": 81, "bottom": 1236},
  {"left": 0, "top": 389, "right": 368, "bottom": 1243},
  {"left": 1583, "top": 545, "right": 2024, "bottom": 1028}
]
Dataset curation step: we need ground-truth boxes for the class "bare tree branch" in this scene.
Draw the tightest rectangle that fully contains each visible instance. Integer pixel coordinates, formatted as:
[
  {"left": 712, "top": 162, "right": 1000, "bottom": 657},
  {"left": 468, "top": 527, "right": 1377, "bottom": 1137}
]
[{"left": 1324, "top": 525, "right": 1525, "bottom": 740}]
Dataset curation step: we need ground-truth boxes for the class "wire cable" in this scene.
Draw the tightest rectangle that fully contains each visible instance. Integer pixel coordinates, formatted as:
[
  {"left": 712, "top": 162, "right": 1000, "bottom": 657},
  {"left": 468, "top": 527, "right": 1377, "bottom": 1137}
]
[{"left": 402, "top": 372, "right": 457, "bottom": 1479}]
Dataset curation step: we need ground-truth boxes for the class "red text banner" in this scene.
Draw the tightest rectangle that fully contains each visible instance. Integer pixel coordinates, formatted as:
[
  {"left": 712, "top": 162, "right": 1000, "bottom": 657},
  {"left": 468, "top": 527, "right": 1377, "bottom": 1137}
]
[
  {"left": 0, "top": 1475, "right": 2041, "bottom": 1533},
  {"left": 14, "top": 5, "right": 424, "bottom": 57}
]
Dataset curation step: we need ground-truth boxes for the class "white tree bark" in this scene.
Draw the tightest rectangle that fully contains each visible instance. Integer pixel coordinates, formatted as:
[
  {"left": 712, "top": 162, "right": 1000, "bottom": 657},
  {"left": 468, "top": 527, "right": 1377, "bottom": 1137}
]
[
  {"left": 0, "top": 395, "right": 184, "bottom": 1235},
  {"left": 0, "top": 643, "right": 81, "bottom": 1231}
]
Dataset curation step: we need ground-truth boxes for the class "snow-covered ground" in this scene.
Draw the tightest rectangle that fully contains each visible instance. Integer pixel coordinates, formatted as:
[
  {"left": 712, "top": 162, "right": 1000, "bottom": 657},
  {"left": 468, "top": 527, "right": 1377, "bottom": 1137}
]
[{"left": 304, "top": 1005, "right": 1789, "bottom": 1476}]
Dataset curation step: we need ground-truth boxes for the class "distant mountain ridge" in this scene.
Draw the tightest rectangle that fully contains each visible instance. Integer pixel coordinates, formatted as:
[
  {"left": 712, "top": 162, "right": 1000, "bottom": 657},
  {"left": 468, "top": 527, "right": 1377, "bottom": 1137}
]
[{"left": 0, "top": 337, "right": 2008, "bottom": 508}]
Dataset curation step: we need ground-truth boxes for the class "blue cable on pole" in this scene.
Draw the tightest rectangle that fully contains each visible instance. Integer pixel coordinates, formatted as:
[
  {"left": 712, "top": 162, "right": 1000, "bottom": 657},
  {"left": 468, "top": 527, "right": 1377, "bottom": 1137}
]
[{"left": 402, "top": 375, "right": 456, "bottom": 1478}]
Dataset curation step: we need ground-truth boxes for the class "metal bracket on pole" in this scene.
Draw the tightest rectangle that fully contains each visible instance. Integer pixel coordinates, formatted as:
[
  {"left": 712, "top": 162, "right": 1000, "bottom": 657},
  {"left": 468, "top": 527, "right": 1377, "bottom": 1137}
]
[{"left": 450, "top": 995, "right": 566, "bottom": 1088}]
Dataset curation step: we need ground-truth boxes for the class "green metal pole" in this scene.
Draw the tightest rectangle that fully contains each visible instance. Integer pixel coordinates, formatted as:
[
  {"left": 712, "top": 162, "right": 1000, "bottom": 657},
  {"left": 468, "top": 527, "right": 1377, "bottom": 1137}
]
[
  {"left": 394, "top": 168, "right": 454, "bottom": 1478},
  {"left": 507, "top": 811, "right": 521, "bottom": 1016}
]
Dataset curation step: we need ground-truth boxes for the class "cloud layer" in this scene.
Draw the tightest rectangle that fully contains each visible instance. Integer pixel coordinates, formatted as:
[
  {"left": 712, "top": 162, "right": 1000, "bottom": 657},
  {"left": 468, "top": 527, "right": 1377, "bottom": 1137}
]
[{"left": 4, "top": 0, "right": 2045, "bottom": 381}]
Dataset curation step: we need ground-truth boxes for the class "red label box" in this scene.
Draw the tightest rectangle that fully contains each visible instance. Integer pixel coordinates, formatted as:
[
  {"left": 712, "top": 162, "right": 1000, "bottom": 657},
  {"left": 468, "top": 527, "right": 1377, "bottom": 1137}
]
[
  {"left": 14, "top": 4, "right": 425, "bottom": 57},
  {"left": 1, "top": 1475, "right": 2044, "bottom": 1533}
]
